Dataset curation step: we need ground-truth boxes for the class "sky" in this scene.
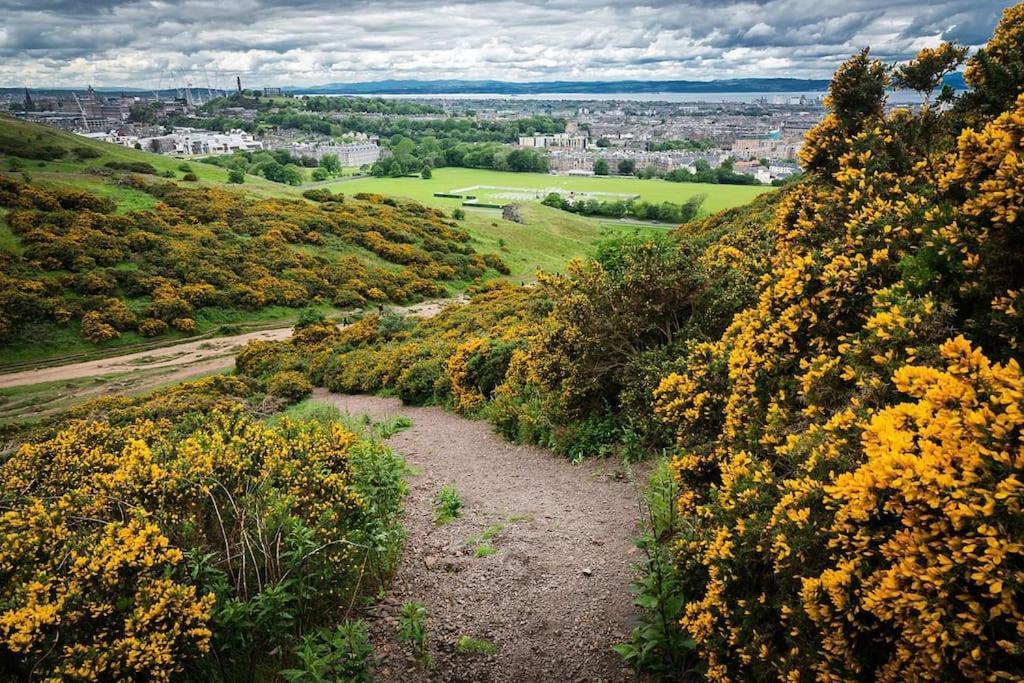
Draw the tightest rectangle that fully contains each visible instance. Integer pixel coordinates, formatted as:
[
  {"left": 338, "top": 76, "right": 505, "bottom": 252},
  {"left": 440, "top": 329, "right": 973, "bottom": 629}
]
[{"left": 0, "top": 0, "right": 1013, "bottom": 88}]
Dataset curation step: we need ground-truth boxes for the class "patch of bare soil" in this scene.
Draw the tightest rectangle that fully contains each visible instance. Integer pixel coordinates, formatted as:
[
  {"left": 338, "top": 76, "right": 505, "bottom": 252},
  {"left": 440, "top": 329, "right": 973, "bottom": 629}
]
[{"left": 317, "top": 390, "right": 644, "bottom": 682}]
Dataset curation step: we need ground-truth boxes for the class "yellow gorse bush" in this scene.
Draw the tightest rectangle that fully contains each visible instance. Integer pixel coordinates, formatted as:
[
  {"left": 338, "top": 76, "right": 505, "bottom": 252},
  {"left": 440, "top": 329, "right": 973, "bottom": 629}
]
[
  {"left": 0, "top": 408, "right": 399, "bottom": 680},
  {"left": 649, "top": 6, "right": 1024, "bottom": 680}
]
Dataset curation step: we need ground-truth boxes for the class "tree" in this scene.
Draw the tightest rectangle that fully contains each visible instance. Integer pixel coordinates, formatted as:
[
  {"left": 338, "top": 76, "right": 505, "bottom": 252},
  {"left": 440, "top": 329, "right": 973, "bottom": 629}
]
[
  {"left": 618, "top": 159, "right": 637, "bottom": 175},
  {"left": 421, "top": 165, "right": 432, "bottom": 179},
  {"left": 594, "top": 159, "right": 610, "bottom": 175},
  {"left": 227, "top": 169, "right": 245, "bottom": 184},
  {"left": 596, "top": 137, "right": 611, "bottom": 147},
  {"left": 312, "top": 167, "right": 329, "bottom": 181},
  {"left": 319, "top": 153, "right": 341, "bottom": 175}
]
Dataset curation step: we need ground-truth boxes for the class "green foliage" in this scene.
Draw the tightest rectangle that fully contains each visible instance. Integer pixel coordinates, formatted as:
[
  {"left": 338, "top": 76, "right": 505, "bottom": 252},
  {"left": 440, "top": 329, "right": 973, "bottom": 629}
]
[
  {"left": 456, "top": 635, "right": 497, "bottom": 654},
  {"left": 105, "top": 159, "right": 159, "bottom": 174},
  {"left": 375, "top": 414, "right": 413, "bottom": 439},
  {"left": 613, "top": 463, "right": 696, "bottom": 676},
  {"left": 593, "top": 158, "right": 609, "bottom": 175},
  {"left": 474, "top": 543, "right": 497, "bottom": 558},
  {"left": 541, "top": 191, "right": 705, "bottom": 223},
  {"left": 280, "top": 622, "right": 374, "bottom": 683},
  {"left": 295, "top": 307, "right": 326, "bottom": 328},
  {"left": 397, "top": 601, "right": 430, "bottom": 665},
  {"left": 433, "top": 484, "right": 463, "bottom": 524}
]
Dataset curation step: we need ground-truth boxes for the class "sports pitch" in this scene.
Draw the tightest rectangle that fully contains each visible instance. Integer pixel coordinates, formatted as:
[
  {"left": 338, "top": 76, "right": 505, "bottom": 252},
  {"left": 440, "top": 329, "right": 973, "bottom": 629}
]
[{"left": 327, "top": 167, "right": 771, "bottom": 216}]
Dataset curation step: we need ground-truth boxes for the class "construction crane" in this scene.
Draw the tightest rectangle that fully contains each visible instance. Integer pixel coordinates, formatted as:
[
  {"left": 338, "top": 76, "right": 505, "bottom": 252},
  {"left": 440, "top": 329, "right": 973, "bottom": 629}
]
[{"left": 71, "top": 91, "right": 89, "bottom": 130}]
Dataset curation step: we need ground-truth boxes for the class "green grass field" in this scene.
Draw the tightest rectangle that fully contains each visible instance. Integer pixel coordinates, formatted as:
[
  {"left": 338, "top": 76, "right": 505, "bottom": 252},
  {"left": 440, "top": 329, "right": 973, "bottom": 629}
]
[
  {"left": 325, "top": 167, "right": 771, "bottom": 216},
  {"left": 457, "top": 202, "right": 667, "bottom": 277}
]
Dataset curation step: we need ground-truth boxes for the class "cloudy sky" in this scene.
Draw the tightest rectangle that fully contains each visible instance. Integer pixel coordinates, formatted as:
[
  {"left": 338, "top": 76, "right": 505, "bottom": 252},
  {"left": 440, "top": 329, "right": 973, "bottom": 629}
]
[{"left": 0, "top": 0, "right": 1012, "bottom": 88}]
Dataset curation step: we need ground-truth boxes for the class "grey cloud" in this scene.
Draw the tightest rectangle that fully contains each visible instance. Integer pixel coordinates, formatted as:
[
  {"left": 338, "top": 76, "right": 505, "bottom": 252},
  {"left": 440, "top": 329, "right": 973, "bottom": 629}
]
[{"left": 0, "top": 0, "right": 1014, "bottom": 87}]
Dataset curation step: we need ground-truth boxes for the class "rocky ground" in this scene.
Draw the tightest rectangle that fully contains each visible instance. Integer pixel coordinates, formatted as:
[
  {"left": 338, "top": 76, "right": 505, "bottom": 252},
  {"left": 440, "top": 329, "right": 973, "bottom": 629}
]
[{"left": 317, "top": 391, "right": 648, "bottom": 682}]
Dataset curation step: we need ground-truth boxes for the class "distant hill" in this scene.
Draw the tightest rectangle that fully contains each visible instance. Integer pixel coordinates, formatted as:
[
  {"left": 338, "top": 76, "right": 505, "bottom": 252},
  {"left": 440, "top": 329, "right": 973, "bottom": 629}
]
[
  {"left": 293, "top": 78, "right": 833, "bottom": 95},
  {"left": 6, "top": 73, "right": 964, "bottom": 98}
]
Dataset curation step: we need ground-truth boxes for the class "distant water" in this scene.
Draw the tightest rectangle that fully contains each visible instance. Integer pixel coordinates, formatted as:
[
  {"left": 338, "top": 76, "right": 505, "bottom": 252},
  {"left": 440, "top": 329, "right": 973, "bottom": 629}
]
[{"left": 308, "top": 90, "right": 928, "bottom": 105}]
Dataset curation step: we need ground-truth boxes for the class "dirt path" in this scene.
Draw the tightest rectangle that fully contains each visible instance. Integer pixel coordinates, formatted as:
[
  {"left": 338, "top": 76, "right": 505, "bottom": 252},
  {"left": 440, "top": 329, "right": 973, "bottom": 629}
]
[
  {"left": 0, "top": 299, "right": 455, "bottom": 391},
  {"left": 318, "top": 390, "right": 643, "bottom": 683}
]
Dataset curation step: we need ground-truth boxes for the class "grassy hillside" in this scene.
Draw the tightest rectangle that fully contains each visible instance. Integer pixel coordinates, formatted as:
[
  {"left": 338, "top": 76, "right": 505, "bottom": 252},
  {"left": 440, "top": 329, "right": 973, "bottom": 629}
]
[{"left": 0, "top": 117, "right": 663, "bottom": 363}]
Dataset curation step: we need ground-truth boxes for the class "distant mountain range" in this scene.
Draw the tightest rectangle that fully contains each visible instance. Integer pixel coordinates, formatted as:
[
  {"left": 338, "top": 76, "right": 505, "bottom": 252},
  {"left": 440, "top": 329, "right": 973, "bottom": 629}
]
[
  {"left": 292, "top": 73, "right": 966, "bottom": 96},
  {"left": 293, "top": 78, "right": 833, "bottom": 95},
  {"left": 4, "top": 73, "right": 966, "bottom": 98}
]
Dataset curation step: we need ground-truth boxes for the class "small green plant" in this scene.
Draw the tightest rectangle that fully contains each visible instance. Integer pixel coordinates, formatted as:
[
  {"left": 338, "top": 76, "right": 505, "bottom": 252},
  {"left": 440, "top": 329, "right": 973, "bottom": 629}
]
[
  {"left": 479, "top": 522, "right": 505, "bottom": 540},
  {"left": 397, "top": 601, "right": 429, "bottom": 665},
  {"left": 376, "top": 415, "right": 413, "bottom": 439},
  {"left": 613, "top": 463, "right": 697, "bottom": 676},
  {"left": 433, "top": 484, "right": 463, "bottom": 524},
  {"left": 451, "top": 208, "right": 465, "bottom": 220},
  {"left": 456, "top": 635, "right": 496, "bottom": 655},
  {"left": 280, "top": 621, "right": 374, "bottom": 683},
  {"left": 466, "top": 522, "right": 504, "bottom": 557}
]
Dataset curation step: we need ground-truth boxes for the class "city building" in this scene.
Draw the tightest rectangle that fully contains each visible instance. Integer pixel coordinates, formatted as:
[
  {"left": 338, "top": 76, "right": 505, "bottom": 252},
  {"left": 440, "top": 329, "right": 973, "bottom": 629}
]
[
  {"left": 287, "top": 141, "right": 383, "bottom": 166},
  {"left": 518, "top": 133, "right": 589, "bottom": 150},
  {"left": 137, "top": 128, "right": 263, "bottom": 156}
]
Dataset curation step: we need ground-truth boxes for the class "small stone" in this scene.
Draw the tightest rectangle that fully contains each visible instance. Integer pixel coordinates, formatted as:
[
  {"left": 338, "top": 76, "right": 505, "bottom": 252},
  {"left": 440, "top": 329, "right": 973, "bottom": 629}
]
[
  {"left": 424, "top": 555, "right": 439, "bottom": 569},
  {"left": 581, "top": 567, "right": 593, "bottom": 576}
]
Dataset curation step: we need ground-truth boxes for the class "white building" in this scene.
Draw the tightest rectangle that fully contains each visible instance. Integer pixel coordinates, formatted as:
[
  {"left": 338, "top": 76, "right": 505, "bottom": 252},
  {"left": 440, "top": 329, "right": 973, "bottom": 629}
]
[
  {"left": 137, "top": 128, "right": 263, "bottom": 156},
  {"left": 289, "top": 141, "right": 383, "bottom": 166},
  {"left": 518, "top": 133, "right": 589, "bottom": 150}
]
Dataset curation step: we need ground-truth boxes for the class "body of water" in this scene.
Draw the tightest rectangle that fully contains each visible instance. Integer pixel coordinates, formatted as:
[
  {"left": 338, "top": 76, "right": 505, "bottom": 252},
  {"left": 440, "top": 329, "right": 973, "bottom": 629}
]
[{"left": 299, "top": 90, "right": 928, "bottom": 105}]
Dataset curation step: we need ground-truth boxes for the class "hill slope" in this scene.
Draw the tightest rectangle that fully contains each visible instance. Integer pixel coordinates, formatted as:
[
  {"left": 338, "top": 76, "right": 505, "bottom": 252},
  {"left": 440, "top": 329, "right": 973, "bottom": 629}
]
[{"left": 0, "top": 117, "right": 653, "bottom": 363}]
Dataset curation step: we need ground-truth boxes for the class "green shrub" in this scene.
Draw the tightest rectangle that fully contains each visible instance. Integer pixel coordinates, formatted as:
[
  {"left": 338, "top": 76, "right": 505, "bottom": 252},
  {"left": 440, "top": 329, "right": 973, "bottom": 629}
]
[
  {"left": 72, "top": 146, "right": 101, "bottom": 160},
  {"left": 395, "top": 358, "right": 445, "bottom": 404},
  {"left": 281, "top": 621, "right": 374, "bottom": 683},
  {"left": 105, "top": 160, "right": 159, "bottom": 174}
]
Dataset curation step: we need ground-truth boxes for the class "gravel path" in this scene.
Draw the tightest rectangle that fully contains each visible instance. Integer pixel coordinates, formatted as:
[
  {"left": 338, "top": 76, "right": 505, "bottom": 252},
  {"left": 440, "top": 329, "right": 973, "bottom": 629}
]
[
  {"left": 0, "top": 299, "right": 455, "bottom": 391},
  {"left": 317, "top": 390, "right": 644, "bottom": 682}
]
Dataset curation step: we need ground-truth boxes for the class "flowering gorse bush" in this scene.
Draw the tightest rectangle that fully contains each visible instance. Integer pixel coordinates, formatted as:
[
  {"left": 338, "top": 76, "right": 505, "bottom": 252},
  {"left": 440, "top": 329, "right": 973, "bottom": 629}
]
[
  {"left": 0, "top": 408, "right": 405, "bottom": 680},
  {"left": 646, "top": 7, "right": 1024, "bottom": 680}
]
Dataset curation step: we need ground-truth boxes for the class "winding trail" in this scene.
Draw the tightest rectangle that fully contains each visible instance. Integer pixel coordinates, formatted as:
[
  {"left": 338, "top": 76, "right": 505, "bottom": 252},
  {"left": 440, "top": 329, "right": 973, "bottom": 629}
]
[
  {"left": 0, "top": 299, "right": 456, "bottom": 391},
  {"left": 318, "top": 390, "right": 644, "bottom": 682}
]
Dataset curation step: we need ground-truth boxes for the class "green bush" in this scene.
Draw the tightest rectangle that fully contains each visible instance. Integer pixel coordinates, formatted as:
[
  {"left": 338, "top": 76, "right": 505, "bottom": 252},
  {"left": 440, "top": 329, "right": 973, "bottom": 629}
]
[
  {"left": 396, "top": 358, "right": 445, "bottom": 404},
  {"left": 105, "top": 160, "right": 159, "bottom": 174}
]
